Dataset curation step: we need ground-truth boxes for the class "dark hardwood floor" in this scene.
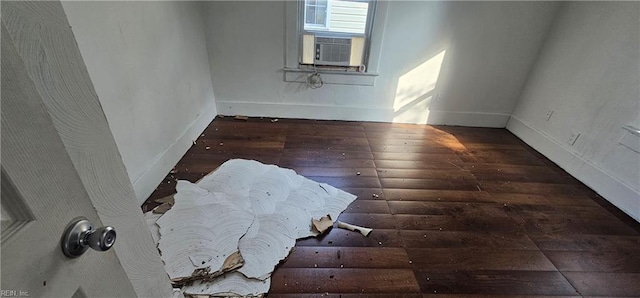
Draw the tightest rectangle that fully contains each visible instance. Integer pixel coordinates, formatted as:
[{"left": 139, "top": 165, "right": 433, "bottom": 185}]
[{"left": 144, "top": 117, "right": 640, "bottom": 297}]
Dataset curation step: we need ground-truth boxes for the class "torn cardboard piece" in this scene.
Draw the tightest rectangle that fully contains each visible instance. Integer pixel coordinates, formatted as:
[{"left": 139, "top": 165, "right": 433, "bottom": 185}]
[
  {"left": 172, "top": 252, "right": 245, "bottom": 286},
  {"left": 183, "top": 272, "right": 270, "bottom": 297},
  {"left": 152, "top": 202, "right": 173, "bottom": 214},
  {"left": 150, "top": 195, "right": 175, "bottom": 214},
  {"left": 312, "top": 214, "right": 333, "bottom": 234},
  {"left": 155, "top": 194, "right": 175, "bottom": 205},
  {"left": 336, "top": 221, "right": 373, "bottom": 237}
]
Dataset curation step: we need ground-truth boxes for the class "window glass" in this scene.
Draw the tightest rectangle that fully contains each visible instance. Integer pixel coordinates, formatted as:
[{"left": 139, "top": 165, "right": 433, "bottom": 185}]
[
  {"left": 305, "top": 0, "right": 328, "bottom": 27},
  {"left": 304, "top": 0, "right": 370, "bottom": 35}
]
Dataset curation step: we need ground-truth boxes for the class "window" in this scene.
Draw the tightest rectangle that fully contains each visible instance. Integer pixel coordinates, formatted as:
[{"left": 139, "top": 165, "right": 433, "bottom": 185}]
[
  {"left": 284, "top": 0, "right": 387, "bottom": 86},
  {"left": 300, "top": 0, "right": 376, "bottom": 68},
  {"left": 304, "top": 0, "right": 328, "bottom": 29}
]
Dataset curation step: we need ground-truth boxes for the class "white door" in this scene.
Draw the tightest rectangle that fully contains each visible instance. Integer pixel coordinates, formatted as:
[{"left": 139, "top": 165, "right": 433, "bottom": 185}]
[{"left": 1, "top": 1, "right": 172, "bottom": 297}]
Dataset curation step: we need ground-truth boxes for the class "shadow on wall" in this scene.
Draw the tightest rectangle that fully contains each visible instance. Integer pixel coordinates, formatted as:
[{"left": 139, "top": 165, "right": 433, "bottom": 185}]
[{"left": 392, "top": 49, "right": 446, "bottom": 124}]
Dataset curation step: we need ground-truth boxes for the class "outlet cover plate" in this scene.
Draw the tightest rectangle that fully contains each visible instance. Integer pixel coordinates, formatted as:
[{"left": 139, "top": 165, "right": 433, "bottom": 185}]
[
  {"left": 568, "top": 131, "right": 580, "bottom": 146},
  {"left": 545, "top": 110, "right": 554, "bottom": 121},
  {"left": 620, "top": 125, "right": 640, "bottom": 153}
]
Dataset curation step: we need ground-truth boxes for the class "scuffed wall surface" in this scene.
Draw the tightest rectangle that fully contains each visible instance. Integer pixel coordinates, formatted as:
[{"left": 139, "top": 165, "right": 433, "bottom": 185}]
[
  {"left": 62, "top": 1, "right": 216, "bottom": 202},
  {"left": 510, "top": 2, "right": 640, "bottom": 219}
]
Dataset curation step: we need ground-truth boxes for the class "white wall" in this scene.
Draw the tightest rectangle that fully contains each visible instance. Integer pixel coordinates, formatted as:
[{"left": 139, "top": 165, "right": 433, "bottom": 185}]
[
  {"left": 62, "top": 1, "right": 217, "bottom": 204},
  {"left": 205, "top": 1, "right": 559, "bottom": 126},
  {"left": 508, "top": 2, "right": 640, "bottom": 221}
]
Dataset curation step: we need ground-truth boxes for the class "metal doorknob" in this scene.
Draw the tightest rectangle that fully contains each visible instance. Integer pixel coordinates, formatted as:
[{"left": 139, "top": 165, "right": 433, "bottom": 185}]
[{"left": 61, "top": 217, "right": 116, "bottom": 258}]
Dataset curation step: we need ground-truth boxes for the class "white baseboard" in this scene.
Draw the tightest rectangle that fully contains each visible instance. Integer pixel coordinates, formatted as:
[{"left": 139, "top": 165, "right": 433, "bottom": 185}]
[
  {"left": 132, "top": 104, "right": 217, "bottom": 205},
  {"left": 425, "top": 111, "right": 510, "bottom": 128},
  {"left": 507, "top": 116, "right": 640, "bottom": 222},
  {"left": 216, "top": 100, "right": 391, "bottom": 122},
  {"left": 216, "top": 100, "right": 510, "bottom": 127}
]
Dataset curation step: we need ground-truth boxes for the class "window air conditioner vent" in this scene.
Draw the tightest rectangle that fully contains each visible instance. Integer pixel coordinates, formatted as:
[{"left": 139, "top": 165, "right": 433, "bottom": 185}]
[
  {"left": 301, "top": 34, "right": 365, "bottom": 67},
  {"left": 316, "top": 36, "right": 352, "bottom": 65},
  {"left": 320, "top": 43, "right": 351, "bottom": 63}
]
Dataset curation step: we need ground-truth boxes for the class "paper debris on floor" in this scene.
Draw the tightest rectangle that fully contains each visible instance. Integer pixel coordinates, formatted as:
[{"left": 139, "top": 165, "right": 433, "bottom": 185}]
[
  {"left": 156, "top": 180, "right": 255, "bottom": 284},
  {"left": 236, "top": 214, "right": 297, "bottom": 280},
  {"left": 146, "top": 159, "right": 356, "bottom": 297}
]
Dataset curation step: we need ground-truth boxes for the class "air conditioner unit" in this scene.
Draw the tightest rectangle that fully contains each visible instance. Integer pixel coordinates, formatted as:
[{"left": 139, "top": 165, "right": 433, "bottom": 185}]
[{"left": 301, "top": 34, "right": 365, "bottom": 67}]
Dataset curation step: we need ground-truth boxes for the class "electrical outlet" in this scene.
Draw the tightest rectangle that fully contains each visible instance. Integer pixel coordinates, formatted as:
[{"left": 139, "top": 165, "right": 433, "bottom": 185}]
[
  {"left": 568, "top": 131, "right": 580, "bottom": 146},
  {"left": 545, "top": 110, "right": 554, "bottom": 121}
]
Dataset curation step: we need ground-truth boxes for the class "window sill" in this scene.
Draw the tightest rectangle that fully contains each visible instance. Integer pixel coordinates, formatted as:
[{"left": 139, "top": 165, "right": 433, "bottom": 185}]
[{"left": 283, "top": 68, "right": 378, "bottom": 86}]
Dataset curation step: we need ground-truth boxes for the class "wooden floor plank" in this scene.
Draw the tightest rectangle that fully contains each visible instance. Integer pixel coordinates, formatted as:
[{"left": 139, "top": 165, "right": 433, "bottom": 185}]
[
  {"left": 286, "top": 123, "right": 365, "bottom": 132},
  {"left": 380, "top": 178, "right": 480, "bottom": 191},
  {"left": 282, "top": 148, "right": 374, "bottom": 160},
  {"left": 513, "top": 216, "right": 638, "bottom": 235},
  {"left": 393, "top": 214, "right": 522, "bottom": 233},
  {"left": 284, "top": 135, "right": 370, "bottom": 147},
  {"left": 468, "top": 164, "right": 579, "bottom": 184},
  {"left": 297, "top": 229, "right": 403, "bottom": 247},
  {"left": 400, "top": 230, "right": 538, "bottom": 250},
  {"left": 366, "top": 138, "right": 449, "bottom": 147},
  {"left": 414, "top": 270, "right": 579, "bottom": 296},
  {"left": 340, "top": 187, "right": 386, "bottom": 200},
  {"left": 530, "top": 234, "right": 640, "bottom": 252},
  {"left": 286, "top": 128, "right": 368, "bottom": 138},
  {"left": 545, "top": 251, "right": 640, "bottom": 272},
  {"left": 335, "top": 213, "right": 397, "bottom": 229},
  {"left": 279, "top": 158, "right": 376, "bottom": 168},
  {"left": 459, "top": 150, "right": 547, "bottom": 166},
  {"left": 270, "top": 268, "right": 421, "bottom": 293},
  {"left": 479, "top": 181, "right": 581, "bottom": 196},
  {"left": 505, "top": 204, "right": 639, "bottom": 236},
  {"left": 388, "top": 201, "right": 506, "bottom": 216},
  {"left": 376, "top": 168, "right": 476, "bottom": 180},
  {"left": 485, "top": 193, "right": 600, "bottom": 207},
  {"left": 306, "top": 176, "right": 382, "bottom": 188},
  {"left": 294, "top": 167, "right": 378, "bottom": 177},
  {"left": 383, "top": 189, "right": 490, "bottom": 202},
  {"left": 562, "top": 272, "right": 640, "bottom": 296},
  {"left": 279, "top": 247, "right": 411, "bottom": 269},
  {"left": 285, "top": 142, "right": 372, "bottom": 152},
  {"left": 373, "top": 153, "right": 461, "bottom": 162},
  {"left": 374, "top": 160, "right": 464, "bottom": 170},
  {"left": 370, "top": 144, "right": 458, "bottom": 154},
  {"left": 406, "top": 249, "right": 557, "bottom": 271},
  {"left": 343, "top": 200, "right": 390, "bottom": 214}
]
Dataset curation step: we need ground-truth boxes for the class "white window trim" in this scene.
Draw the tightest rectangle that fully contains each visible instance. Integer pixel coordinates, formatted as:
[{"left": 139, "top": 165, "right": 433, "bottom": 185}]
[{"left": 284, "top": 0, "right": 389, "bottom": 86}]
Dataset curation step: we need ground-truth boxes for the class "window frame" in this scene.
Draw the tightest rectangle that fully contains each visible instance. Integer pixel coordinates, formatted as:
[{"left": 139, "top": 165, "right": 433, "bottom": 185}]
[
  {"left": 299, "top": 0, "right": 376, "bottom": 67},
  {"left": 284, "top": 0, "right": 389, "bottom": 86}
]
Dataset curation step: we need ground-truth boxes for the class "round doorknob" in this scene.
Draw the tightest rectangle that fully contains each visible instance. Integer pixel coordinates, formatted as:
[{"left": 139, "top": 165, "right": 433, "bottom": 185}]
[
  {"left": 86, "top": 226, "right": 116, "bottom": 251},
  {"left": 61, "top": 217, "right": 117, "bottom": 258}
]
